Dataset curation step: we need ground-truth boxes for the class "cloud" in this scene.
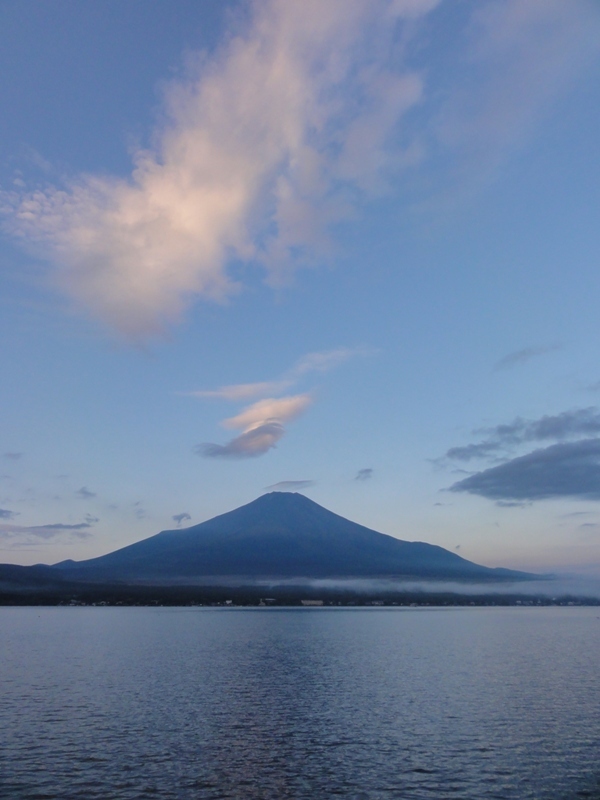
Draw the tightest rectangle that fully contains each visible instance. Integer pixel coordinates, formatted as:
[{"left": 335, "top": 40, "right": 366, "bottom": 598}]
[
  {"left": 5, "top": 2, "right": 595, "bottom": 337},
  {"left": 198, "top": 392, "right": 312, "bottom": 459},
  {"left": 445, "top": 441, "right": 503, "bottom": 462},
  {"left": 75, "top": 486, "right": 96, "bottom": 499},
  {"left": 444, "top": 407, "right": 600, "bottom": 505},
  {"left": 198, "top": 421, "right": 285, "bottom": 459},
  {"left": 493, "top": 344, "right": 561, "bottom": 371},
  {"left": 437, "top": 0, "right": 600, "bottom": 188},
  {"left": 190, "top": 348, "right": 370, "bottom": 458},
  {"left": 264, "top": 480, "right": 316, "bottom": 491},
  {"left": 449, "top": 438, "right": 600, "bottom": 502},
  {"left": 188, "top": 346, "right": 372, "bottom": 400},
  {"left": 446, "top": 408, "right": 600, "bottom": 462},
  {"left": 222, "top": 394, "right": 312, "bottom": 431},
  {"left": 560, "top": 511, "right": 595, "bottom": 519},
  {"left": 1, "top": 1, "right": 439, "bottom": 337},
  {"left": 0, "top": 521, "right": 93, "bottom": 541},
  {"left": 3, "top": 452, "right": 22, "bottom": 460},
  {"left": 0, "top": 509, "right": 17, "bottom": 520},
  {"left": 291, "top": 348, "right": 374, "bottom": 377},
  {"left": 172, "top": 512, "right": 191, "bottom": 527},
  {"left": 194, "top": 380, "right": 288, "bottom": 402},
  {"left": 32, "top": 523, "right": 92, "bottom": 531},
  {"left": 355, "top": 468, "right": 373, "bottom": 481}
]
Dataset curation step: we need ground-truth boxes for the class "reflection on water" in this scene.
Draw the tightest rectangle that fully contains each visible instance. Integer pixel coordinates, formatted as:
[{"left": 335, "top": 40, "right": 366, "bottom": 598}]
[{"left": 1, "top": 607, "right": 599, "bottom": 799}]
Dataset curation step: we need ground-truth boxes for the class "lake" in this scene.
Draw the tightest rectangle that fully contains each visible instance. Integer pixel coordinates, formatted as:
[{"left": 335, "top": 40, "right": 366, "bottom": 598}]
[{"left": 1, "top": 607, "right": 599, "bottom": 799}]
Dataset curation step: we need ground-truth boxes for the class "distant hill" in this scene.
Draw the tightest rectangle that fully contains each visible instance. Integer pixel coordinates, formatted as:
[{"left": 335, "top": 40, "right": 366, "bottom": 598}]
[
  {"left": 0, "top": 563, "right": 66, "bottom": 590},
  {"left": 49, "top": 492, "right": 533, "bottom": 584}
]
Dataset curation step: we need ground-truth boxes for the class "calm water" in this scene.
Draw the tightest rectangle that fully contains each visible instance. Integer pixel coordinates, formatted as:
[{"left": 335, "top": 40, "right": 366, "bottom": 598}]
[{"left": 1, "top": 607, "right": 599, "bottom": 800}]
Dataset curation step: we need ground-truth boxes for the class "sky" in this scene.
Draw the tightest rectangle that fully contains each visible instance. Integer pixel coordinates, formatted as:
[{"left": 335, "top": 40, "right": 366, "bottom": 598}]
[{"left": 1, "top": 0, "right": 600, "bottom": 575}]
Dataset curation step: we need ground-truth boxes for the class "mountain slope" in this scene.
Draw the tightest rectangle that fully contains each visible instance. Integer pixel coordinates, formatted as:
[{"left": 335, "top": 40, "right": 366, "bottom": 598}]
[{"left": 52, "top": 492, "right": 532, "bottom": 583}]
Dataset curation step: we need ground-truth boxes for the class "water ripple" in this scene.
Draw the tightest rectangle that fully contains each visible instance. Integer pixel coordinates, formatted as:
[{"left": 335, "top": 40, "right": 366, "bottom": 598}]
[{"left": 1, "top": 607, "right": 599, "bottom": 799}]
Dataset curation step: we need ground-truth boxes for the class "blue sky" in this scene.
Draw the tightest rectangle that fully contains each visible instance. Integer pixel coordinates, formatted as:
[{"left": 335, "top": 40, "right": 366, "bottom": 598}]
[{"left": 1, "top": 0, "right": 600, "bottom": 574}]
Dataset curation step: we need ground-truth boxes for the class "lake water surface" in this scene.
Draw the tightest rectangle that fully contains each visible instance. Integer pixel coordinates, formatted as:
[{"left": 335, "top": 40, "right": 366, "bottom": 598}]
[{"left": 1, "top": 607, "right": 599, "bottom": 799}]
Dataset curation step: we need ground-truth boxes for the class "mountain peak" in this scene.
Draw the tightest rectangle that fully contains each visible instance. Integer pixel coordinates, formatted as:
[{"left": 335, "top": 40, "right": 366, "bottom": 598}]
[
  {"left": 256, "top": 491, "right": 312, "bottom": 502},
  {"left": 51, "top": 493, "right": 535, "bottom": 584}
]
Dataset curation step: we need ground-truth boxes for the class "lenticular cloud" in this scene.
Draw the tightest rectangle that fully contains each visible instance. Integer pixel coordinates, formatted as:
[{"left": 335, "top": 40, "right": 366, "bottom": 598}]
[{"left": 198, "top": 393, "right": 312, "bottom": 459}]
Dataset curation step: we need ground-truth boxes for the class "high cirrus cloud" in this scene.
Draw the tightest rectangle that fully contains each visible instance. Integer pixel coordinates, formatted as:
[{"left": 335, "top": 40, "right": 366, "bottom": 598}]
[
  {"left": 437, "top": 0, "right": 600, "bottom": 187},
  {"left": 191, "top": 347, "right": 371, "bottom": 401},
  {"left": 1, "top": 0, "right": 435, "bottom": 337},
  {"left": 3, "top": 1, "right": 598, "bottom": 337}
]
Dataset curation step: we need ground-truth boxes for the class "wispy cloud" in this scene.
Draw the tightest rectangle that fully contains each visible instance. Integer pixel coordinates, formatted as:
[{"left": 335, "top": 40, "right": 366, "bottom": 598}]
[
  {"left": 355, "top": 468, "right": 373, "bottom": 481},
  {"left": 3, "top": 452, "right": 22, "bottom": 461},
  {"left": 493, "top": 344, "right": 561, "bottom": 371},
  {"left": 75, "top": 486, "right": 96, "bottom": 499},
  {"left": 0, "top": 521, "right": 93, "bottom": 541},
  {"left": 437, "top": 0, "right": 600, "bottom": 189},
  {"left": 445, "top": 408, "right": 600, "bottom": 463},
  {"left": 188, "top": 346, "right": 373, "bottom": 401},
  {"left": 131, "top": 501, "right": 147, "bottom": 520},
  {"left": 198, "top": 394, "right": 311, "bottom": 459},
  {"left": 560, "top": 511, "right": 595, "bottom": 519},
  {"left": 264, "top": 480, "right": 316, "bottom": 491},
  {"left": 1, "top": 1, "right": 435, "bottom": 337},
  {"left": 172, "top": 512, "right": 191, "bottom": 527},
  {"left": 195, "top": 380, "right": 288, "bottom": 402},
  {"left": 291, "top": 348, "right": 373, "bottom": 377},
  {"left": 4, "top": 1, "right": 596, "bottom": 337},
  {"left": 0, "top": 509, "right": 17, "bottom": 520}
]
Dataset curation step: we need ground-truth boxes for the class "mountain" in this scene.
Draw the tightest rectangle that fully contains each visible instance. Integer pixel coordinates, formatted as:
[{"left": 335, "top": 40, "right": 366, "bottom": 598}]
[{"left": 51, "top": 492, "right": 533, "bottom": 583}]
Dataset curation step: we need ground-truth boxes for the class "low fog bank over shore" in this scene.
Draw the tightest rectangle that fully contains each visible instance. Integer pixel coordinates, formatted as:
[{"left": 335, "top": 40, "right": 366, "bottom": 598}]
[
  {"left": 1, "top": 572, "right": 599, "bottom": 607},
  {"left": 290, "top": 576, "right": 600, "bottom": 599}
]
